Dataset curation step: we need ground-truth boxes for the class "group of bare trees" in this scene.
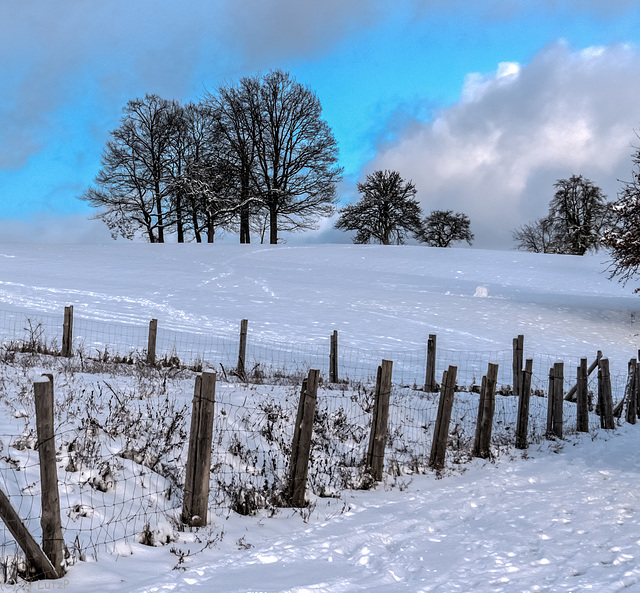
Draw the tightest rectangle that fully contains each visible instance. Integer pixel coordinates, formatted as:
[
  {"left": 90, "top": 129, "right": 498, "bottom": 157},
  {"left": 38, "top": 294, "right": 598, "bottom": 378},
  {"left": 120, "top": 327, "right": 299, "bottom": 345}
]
[
  {"left": 335, "top": 169, "right": 474, "bottom": 247},
  {"left": 81, "top": 70, "right": 343, "bottom": 244}
]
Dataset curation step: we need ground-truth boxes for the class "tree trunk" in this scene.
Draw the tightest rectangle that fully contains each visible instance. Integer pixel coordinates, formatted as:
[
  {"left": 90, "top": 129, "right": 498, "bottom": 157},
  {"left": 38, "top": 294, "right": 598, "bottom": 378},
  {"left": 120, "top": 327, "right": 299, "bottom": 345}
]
[
  {"left": 155, "top": 183, "right": 164, "bottom": 243},
  {"left": 176, "top": 194, "right": 184, "bottom": 243},
  {"left": 192, "top": 210, "right": 202, "bottom": 243},
  {"left": 240, "top": 174, "right": 251, "bottom": 244},
  {"left": 269, "top": 204, "right": 278, "bottom": 245}
]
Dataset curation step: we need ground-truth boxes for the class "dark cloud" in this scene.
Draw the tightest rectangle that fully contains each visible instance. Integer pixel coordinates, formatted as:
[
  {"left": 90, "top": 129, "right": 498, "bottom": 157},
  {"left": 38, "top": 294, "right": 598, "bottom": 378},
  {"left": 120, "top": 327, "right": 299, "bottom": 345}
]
[{"left": 368, "top": 43, "right": 640, "bottom": 249}]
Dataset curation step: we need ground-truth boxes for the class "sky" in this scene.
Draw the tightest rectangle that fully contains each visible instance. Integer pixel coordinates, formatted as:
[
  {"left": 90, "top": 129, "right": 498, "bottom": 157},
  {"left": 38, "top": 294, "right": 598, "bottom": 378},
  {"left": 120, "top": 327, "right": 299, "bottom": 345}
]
[{"left": 2, "top": 0, "right": 640, "bottom": 248}]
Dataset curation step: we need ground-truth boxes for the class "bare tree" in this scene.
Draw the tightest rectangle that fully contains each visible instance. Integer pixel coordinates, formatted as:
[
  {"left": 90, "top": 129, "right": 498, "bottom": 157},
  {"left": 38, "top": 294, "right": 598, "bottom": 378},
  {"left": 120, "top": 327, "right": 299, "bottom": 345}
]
[
  {"left": 246, "top": 70, "right": 343, "bottom": 244},
  {"left": 418, "top": 210, "right": 473, "bottom": 247},
  {"left": 335, "top": 170, "right": 423, "bottom": 245},
  {"left": 512, "top": 216, "right": 559, "bottom": 253},
  {"left": 81, "top": 94, "right": 179, "bottom": 242}
]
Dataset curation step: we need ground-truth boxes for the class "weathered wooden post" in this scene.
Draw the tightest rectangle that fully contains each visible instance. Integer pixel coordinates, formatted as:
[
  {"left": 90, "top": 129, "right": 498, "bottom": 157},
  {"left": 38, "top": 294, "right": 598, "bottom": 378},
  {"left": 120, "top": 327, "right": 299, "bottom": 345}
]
[
  {"left": 515, "top": 358, "right": 533, "bottom": 449},
  {"left": 576, "top": 358, "right": 589, "bottom": 432},
  {"left": 546, "top": 366, "right": 555, "bottom": 437},
  {"left": 33, "top": 376, "right": 65, "bottom": 576},
  {"left": 552, "top": 361, "right": 564, "bottom": 438},
  {"left": 61, "top": 305, "right": 73, "bottom": 357},
  {"left": 237, "top": 319, "right": 248, "bottom": 379},
  {"left": 146, "top": 318, "right": 158, "bottom": 366},
  {"left": 625, "top": 359, "right": 637, "bottom": 425},
  {"left": 598, "top": 358, "right": 615, "bottom": 429},
  {"left": 182, "top": 371, "right": 216, "bottom": 527},
  {"left": 429, "top": 365, "right": 457, "bottom": 471},
  {"left": 0, "top": 487, "right": 59, "bottom": 580},
  {"left": 424, "top": 334, "right": 438, "bottom": 392},
  {"left": 366, "top": 360, "right": 393, "bottom": 481},
  {"left": 512, "top": 335, "right": 524, "bottom": 397},
  {"left": 287, "top": 369, "right": 319, "bottom": 507},
  {"left": 565, "top": 351, "right": 602, "bottom": 402},
  {"left": 329, "top": 330, "right": 338, "bottom": 383},
  {"left": 473, "top": 363, "right": 499, "bottom": 459}
]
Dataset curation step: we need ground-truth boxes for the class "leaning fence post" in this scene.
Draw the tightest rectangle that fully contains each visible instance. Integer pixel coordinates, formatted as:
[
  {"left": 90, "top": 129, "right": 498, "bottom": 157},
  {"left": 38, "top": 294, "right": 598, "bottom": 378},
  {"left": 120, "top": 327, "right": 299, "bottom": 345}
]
[
  {"left": 598, "top": 358, "right": 615, "bottom": 429},
  {"left": 329, "top": 330, "right": 338, "bottom": 383},
  {"left": 515, "top": 358, "right": 533, "bottom": 449},
  {"left": 34, "top": 376, "right": 65, "bottom": 576},
  {"left": 429, "top": 365, "right": 457, "bottom": 471},
  {"left": 61, "top": 305, "right": 73, "bottom": 357},
  {"left": 287, "top": 369, "right": 319, "bottom": 507},
  {"left": 512, "top": 335, "right": 524, "bottom": 397},
  {"left": 237, "top": 319, "right": 248, "bottom": 379},
  {"left": 0, "top": 486, "right": 58, "bottom": 580},
  {"left": 424, "top": 334, "right": 437, "bottom": 392},
  {"left": 366, "top": 360, "right": 393, "bottom": 481},
  {"left": 182, "top": 371, "right": 216, "bottom": 527},
  {"left": 577, "top": 358, "right": 589, "bottom": 432},
  {"left": 473, "top": 363, "right": 499, "bottom": 459},
  {"left": 146, "top": 318, "right": 158, "bottom": 366}
]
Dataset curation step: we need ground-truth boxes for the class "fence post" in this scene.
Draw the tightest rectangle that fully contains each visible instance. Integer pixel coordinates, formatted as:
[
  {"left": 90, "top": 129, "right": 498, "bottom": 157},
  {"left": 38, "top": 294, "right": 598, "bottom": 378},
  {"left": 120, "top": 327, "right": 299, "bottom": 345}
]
[
  {"left": 429, "top": 365, "right": 457, "bottom": 471},
  {"left": 577, "top": 358, "right": 589, "bottom": 432},
  {"left": 182, "top": 371, "right": 216, "bottom": 527},
  {"left": 287, "top": 369, "right": 319, "bottom": 507},
  {"left": 552, "top": 362, "right": 564, "bottom": 438},
  {"left": 424, "top": 334, "right": 437, "bottom": 392},
  {"left": 625, "top": 359, "right": 637, "bottom": 424},
  {"left": 61, "top": 305, "right": 73, "bottom": 357},
  {"left": 516, "top": 358, "right": 533, "bottom": 449},
  {"left": 512, "top": 335, "right": 524, "bottom": 397},
  {"left": 546, "top": 366, "right": 555, "bottom": 437},
  {"left": 237, "top": 319, "right": 248, "bottom": 379},
  {"left": 33, "top": 376, "right": 65, "bottom": 576},
  {"left": 598, "top": 358, "right": 615, "bottom": 429},
  {"left": 147, "top": 318, "right": 157, "bottom": 366},
  {"left": 565, "top": 351, "right": 602, "bottom": 401},
  {"left": 366, "top": 360, "right": 393, "bottom": 481},
  {"left": 0, "top": 487, "right": 58, "bottom": 580},
  {"left": 473, "top": 363, "right": 499, "bottom": 459},
  {"left": 329, "top": 330, "right": 338, "bottom": 383}
]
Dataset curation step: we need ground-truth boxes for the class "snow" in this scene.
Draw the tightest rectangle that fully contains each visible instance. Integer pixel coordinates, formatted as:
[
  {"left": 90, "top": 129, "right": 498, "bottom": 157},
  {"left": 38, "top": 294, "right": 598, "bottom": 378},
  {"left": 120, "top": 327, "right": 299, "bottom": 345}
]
[{"left": 0, "top": 243, "right": 639, "bottom": 592}]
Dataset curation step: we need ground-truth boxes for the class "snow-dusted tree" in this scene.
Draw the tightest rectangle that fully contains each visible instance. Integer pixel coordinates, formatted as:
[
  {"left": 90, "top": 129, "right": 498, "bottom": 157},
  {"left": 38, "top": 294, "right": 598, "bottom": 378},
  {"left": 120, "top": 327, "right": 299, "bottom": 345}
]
[
  {"left": 418, "top": 210, "right": 474, "bottom": 247},
  {"left": 548, "top": 175, "right": 609, "bottom": 255},
  {"left": 335, "top": 170, "right": 423, "bottom": 245},
  {"left": 603, "top": 150, "right": 640, "bottom": 286},
  {"left": 512, "top": 216, "right": 560, "bottom": 253},
  {"left": 513, "top": 175, "right": 610, "bottom": 255}
]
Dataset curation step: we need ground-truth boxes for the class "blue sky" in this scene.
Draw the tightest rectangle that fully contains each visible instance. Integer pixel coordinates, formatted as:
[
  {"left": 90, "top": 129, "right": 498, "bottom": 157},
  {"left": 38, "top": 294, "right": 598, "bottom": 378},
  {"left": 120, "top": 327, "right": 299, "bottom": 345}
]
[{"left": 2, "top": 1, "right": 640, "bottom": 247}]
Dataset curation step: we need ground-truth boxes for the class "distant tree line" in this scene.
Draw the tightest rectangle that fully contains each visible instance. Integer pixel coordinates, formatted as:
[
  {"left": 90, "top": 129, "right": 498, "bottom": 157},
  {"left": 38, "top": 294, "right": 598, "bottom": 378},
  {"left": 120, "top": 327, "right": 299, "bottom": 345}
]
[
  {"left": 335, "top": 169, "right": 474, "bottom": 248},
  {"left": 81, "top": 70, "right": 343, "bottom": 244}
]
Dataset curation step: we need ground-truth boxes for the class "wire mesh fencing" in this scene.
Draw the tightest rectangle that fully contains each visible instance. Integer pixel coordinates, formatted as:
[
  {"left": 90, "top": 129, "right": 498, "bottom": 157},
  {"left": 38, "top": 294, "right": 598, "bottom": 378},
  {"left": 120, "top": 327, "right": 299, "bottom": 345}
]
[{"left": 0, "top": 305, "right": 637, "bottom": 582}]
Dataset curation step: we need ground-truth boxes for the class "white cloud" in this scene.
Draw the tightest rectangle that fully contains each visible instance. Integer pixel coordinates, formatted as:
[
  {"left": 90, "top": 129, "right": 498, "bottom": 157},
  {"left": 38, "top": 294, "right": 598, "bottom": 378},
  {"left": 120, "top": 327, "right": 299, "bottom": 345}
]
[{"left": 367, "top": 42, "right": 640, "bottom": 249}]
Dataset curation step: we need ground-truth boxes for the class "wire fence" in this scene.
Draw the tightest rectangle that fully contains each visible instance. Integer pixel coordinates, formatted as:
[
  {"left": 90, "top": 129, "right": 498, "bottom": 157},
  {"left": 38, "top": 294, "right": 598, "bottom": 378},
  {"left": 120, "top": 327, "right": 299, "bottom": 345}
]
[{"left": 0, "top": 305, "right": 635, "bottom": 581}]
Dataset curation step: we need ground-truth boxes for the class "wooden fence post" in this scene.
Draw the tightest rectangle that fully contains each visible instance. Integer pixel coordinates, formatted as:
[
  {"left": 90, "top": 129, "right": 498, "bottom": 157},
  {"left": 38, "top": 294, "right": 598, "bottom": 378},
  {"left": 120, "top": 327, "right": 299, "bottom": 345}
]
[
  {"left": 429, "top": 365, "right": 457, "bottom": 471},
  {"left": 424, "top": 334, "right": 437, "bottom": 392},
  {"left": 598, "top": 358, "right": 615, "bottom": 429},
  {"left": 512, "top": 335, "right": 524, "bottom": 397},
  {"left": 61, "top": 305, "right": 73, "bottom": 357},
  {"left": 565, "top": 351, "right": 602, "bottom": 401},
  {"left": 366, "top": 360, "right": 393, "bottom": 481},
  {"left": 147, "top": 318, "right": 157, "bottom": 366},
  {"left": 625, "top": 359, "right": 637, "bottom": 424},
  {"left": 473, "top": 363, "right": 499, "bottom": 459},
  {"left": 0, "top": 487, "right": 59, "bottom": 580},
  {"left": 552, "top": 362, "right": 564, "bottom": 438},
  {"left": 577, "top": 358, "right": 589, "bottom": 432},
  {"left": 329, "top": 330, "right": 338, "bottom": 383},
  {"left": 182, "top": 371, "right": 216, "bottom": 527},
  {"left": 546, "top": 366, "right": 555, "bottom": 437},
  {"left": 237, "top": 319, "right": 248, "bottom": 379},
  {"left": 287, "top": 369, "right": 319, "bottom": 507},
  {"left": 515, "top": 358, "right": 533, "bottom": 449},
  {"left": 33, "top": 376, "right": 65, "bottom": 577}
]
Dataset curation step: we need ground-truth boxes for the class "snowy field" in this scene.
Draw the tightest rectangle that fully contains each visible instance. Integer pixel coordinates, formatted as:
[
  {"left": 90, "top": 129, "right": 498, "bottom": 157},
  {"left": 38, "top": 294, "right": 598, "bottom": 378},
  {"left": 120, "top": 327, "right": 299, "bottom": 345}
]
[{"left": 0, "top": 243, "right": 639, "bottom": 592}]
